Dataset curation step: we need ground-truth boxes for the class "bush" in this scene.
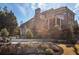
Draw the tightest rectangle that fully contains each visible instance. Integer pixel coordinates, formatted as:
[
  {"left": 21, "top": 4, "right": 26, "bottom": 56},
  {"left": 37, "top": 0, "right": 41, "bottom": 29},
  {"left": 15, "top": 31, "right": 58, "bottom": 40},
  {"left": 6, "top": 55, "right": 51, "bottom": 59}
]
[
  {"left": 37, "top": 44, "right": 54, "bottom": 54},
  {"left": 1, "top": 28, "right": 9, "bottom": 37},
  {"left": 26, "top": 29, "right": 33, "bottom": 38},
  {"left": 0, "top": 28, "right": 9, "bottom": 42},
  {"left": 61, "top": 29, "right": 73, "bottom": 43},
  {"left": 38, "top": 44, "right": 49, "bottom": 50},
  {"left": 45, "top": 48, "right": 54, "bottom": 55}
]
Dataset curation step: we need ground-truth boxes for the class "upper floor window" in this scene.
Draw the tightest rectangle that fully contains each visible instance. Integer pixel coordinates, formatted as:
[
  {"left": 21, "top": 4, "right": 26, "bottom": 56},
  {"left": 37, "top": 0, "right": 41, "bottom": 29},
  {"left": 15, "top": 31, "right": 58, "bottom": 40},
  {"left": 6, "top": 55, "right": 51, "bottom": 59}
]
[
  {"left": 57, "top": 18, "right": 60, "bottom": 26},
  {"left": 56, "top": 15, "right": 64, "bottom": 20}
]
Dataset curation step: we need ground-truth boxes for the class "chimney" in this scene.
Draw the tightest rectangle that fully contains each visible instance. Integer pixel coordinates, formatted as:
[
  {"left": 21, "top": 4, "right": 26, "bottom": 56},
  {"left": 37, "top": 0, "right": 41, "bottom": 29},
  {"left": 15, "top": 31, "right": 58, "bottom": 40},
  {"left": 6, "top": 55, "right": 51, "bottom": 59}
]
[{"left": 35, "top": 8, "right": 41, "bottom": 17}]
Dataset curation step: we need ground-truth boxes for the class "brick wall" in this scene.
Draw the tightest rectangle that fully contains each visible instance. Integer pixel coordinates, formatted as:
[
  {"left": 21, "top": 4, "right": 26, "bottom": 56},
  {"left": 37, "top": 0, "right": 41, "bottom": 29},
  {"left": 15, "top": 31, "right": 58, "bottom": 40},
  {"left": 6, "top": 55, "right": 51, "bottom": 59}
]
[{"left": 20, "top": 7, "right": 75, "bottom": 39}]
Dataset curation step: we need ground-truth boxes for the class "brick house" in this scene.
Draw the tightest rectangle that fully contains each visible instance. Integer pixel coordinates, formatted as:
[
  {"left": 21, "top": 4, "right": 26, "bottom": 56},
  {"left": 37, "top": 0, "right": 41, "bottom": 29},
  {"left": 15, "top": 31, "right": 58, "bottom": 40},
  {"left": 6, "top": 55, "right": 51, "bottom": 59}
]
[{"left": 20, "top": 7, "right": 77, "bottom": 39}]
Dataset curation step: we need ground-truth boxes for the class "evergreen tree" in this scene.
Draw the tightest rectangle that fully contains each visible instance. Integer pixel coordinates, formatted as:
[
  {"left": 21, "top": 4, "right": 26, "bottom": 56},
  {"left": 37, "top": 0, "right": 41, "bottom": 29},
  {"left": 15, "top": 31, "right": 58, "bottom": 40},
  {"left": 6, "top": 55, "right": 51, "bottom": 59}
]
[{"left": 0, "top": 6, "right": 18, "bottom": 36}]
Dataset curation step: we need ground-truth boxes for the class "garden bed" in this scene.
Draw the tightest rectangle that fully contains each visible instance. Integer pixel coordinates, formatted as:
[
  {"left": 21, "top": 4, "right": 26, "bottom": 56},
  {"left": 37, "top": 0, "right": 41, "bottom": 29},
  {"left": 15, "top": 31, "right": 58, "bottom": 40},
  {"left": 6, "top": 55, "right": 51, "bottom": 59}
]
[{"left": 0, "top": 42, "right": 63, "bottom": 55}]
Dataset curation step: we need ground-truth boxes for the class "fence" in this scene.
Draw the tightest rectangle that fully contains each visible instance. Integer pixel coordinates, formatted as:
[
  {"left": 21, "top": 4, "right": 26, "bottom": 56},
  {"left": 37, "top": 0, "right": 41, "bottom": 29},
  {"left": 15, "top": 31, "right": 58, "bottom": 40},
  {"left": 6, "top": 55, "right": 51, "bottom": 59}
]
[
  {"left": 11, "top": 39, "right": 56, "bottom": 42},
  {"left": 10, "top": 38, "right": 69, "bottom": 44}
]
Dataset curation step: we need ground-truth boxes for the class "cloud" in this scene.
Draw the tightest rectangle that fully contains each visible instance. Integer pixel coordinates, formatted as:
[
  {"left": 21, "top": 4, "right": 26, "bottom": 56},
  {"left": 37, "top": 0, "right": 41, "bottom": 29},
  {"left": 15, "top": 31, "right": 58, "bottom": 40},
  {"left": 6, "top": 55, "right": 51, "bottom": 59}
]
[
  {"left": 37, "top": 3, "right": 47, "bottom": 11},
  {"left": 73, "top": 3, "right": 79, "bottom": 13},
  {"left": 31, "top": 3, "right": 69, "bottom": 12},
  {"left": 17, "top": 5, "right": 26, "bottom": 16},
  {"left": 16, "top": 3, "right": 68, "bottom": 16},
  {"left": 31, "top": 3, "right": 48, "bottom": 11},
  {"left": 31, "top": 3, "right": 37, "bottom": 10},
  {"left": 15, "top": 4, "right": 32, "bottom": 25},
  {"left": 15, "top": 4, "right": 31, "bottom": 17},
  {"left": 75, "top": 4, "right": 79, "bottom": 8}
]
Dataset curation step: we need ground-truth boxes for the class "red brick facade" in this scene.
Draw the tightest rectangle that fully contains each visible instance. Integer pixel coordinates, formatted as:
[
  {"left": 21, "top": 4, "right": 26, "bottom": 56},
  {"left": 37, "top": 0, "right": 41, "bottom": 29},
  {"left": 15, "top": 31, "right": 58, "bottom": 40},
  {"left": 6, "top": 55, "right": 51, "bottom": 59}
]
[{"left": 20, "top": 7, "right": 76, "bottom": 39}]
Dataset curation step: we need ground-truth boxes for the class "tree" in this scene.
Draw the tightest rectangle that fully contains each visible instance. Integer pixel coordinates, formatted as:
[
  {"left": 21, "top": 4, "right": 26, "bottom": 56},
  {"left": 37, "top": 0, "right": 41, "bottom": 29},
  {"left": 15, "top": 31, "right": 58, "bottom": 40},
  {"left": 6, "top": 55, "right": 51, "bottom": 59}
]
[
  {"left": 0, "top": 6, "right": 18, "bottom": 36},
  {"left": 14, "top": 27, "right": 20, "bottom": 35}
]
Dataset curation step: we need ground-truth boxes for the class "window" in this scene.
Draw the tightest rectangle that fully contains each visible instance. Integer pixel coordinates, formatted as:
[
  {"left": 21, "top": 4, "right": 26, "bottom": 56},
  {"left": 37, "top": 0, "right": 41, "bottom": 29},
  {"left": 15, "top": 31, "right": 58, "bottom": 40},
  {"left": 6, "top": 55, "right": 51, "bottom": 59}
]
[
  {"left": 57, "top": 18, "right": 60, "bottom": 26},
  {"left": 57, "top": 14, "right": 64, "bottom": 20}
]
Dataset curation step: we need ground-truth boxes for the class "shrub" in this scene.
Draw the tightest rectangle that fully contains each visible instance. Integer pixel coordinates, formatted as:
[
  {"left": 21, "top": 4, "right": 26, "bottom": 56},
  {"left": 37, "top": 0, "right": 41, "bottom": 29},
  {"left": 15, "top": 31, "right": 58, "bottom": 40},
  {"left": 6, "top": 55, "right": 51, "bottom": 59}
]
[
  {"left": 38, "top": 44, "right": 49, "bottom": 50},
  {"left": 45, "top": 48, "right": 54, "bottom": 55},
  {"left": 26, "top": 29, "right": 33, "bottom": 39},
  {"left": 1, "top": 28, "right": 9, "bottom": 37},
  {"left": 61, "top": 29, "right": 73, "bottom": 43},
  {"left": 37, "top": 44, "right": 54, "bottom": 54},
  {"left": 0, "top": 28, "right": 9, "bottom": 42}
]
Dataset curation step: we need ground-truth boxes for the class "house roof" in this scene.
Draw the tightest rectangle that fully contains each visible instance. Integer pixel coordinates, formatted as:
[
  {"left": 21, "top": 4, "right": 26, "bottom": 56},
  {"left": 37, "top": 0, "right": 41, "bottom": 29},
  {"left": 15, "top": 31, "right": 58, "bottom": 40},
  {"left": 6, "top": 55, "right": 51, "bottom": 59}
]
[
  {"left": 20, "top": 6, "right": 75, "bottom": 28},
  {"left": 42, "top": 7, "right": 75, "bottom": 15}
]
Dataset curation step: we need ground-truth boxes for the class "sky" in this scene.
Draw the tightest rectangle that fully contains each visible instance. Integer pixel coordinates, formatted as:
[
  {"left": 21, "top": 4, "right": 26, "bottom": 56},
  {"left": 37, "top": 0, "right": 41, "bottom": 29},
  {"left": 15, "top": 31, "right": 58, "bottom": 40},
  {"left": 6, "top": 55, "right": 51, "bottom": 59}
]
[{"left": 0, "top": 3, "right": 79, "bottom": 26}]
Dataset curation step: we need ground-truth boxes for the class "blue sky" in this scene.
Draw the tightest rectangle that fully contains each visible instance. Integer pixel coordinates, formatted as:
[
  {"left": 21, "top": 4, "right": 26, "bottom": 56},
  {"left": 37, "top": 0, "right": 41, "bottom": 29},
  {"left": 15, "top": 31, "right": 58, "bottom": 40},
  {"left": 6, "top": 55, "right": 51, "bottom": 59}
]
[{"left": 0, "top": 3, "right": 79, "bottom": 26}]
